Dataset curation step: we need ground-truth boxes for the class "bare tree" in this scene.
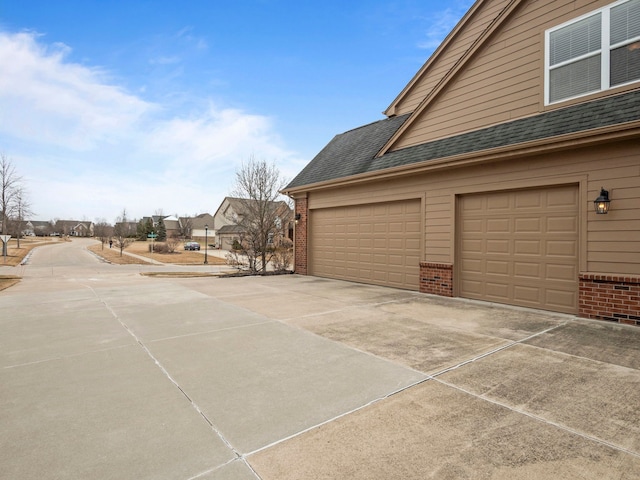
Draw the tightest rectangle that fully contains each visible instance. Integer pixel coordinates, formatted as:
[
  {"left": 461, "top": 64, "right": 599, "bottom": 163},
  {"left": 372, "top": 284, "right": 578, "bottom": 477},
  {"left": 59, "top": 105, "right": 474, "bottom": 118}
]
[
  {"left": 1, "top": 154, "right": 24, "bottom": 256},
  {"left": 178, "top": 215, "right": 194, "bottom": 239},
  {"left": 94, "top": 219, "right": 112, "bottom": 250},
  {"left": 11, "top": 187, "right": 33, "bottom": 248},
  {"left": 166, "top": 234, "right": 180, "bottom": 253},
  {"left": 230, "top": 156, "right": 288, "bottom": 273},
  {"left": 113, "top": 209, "right": 135, "bottom": 256}
]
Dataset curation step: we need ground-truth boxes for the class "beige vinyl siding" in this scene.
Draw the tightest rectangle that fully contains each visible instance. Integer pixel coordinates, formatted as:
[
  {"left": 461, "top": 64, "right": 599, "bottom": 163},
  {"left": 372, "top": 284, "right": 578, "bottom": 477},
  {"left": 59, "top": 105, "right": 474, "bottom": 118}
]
[
  {"left": 307, "top": 140, "right": 640, "bottom": 277},
  {"left": 390, "top": 0, "right": 633, "bottom": 150},
  {"left": 392, "top": 0, "right": 512, "bottom": 116}
]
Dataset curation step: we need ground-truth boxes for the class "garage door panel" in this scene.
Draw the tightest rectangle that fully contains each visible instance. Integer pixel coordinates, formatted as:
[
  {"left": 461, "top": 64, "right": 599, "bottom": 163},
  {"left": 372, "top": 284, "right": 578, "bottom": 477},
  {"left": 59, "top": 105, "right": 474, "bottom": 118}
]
[
  {"left": 515, "top": 191, "right": 543, "bottom": 209},
  {"left": 514, "top": 262, "right": 540, "bottom": 278},
  {"left": 462, "top": 279, "right": 483, "bottom": 295},
  {"left": 360, "top": 224, "right": 372, "bottom": 234},
  {"left": 547, "top": 187, "right": 578, "bottom": 208},
  {"left": 406, "top": 238, "right": 421, "bottom": 250},
  {"left": 487, "top": 239, "right": 510, "bottom": 254},
  {"left": 546, "top": 290, "right": 577, "bottom": 309},
  {"left": 487, "top": 260, "right": 509, "bottom": 275},
  {"left": 515, "top": 217, "right": 541, "bottom": 232},
  {"left": 514, "top": 240, "right": 541, "bottom": 255},
  {"left": 486, "top": 282, "right": 510, "bottom": 299},
  {"left": 488, "top": 194, "right": 511, "bottom": 210},
  {"left": 514, "top": 285, "right": 542, "bottom": 303},
  {"left": 546, "top": 240, "right": 577, "bottom": 256},
  {"left": 459, "top": 185, "right": 578, "bottom": 314},
  {"left": 463, "top": 239, "right": 483, "bottom": 253},
  {"left": 406, "top": 220, "right": 421, "bottom": 232},
  {"left": 487, "top": 218, "right": 510, "bottom": 232},
  {"left": 310, "top": 199, "right": 421, "bottom": 290},
  {"left": 462, "top": 258, "right": 483, "bottom": 274},
  {"left": 405, "top": 254, "right": 421, "bottom": 265},
  {"left": 546, "top": 263, "right": 577, "bottom": 281},
  {"left": 463, "top": 218, "right": 484, "bottom": 232},
  {"left": 547, "top": 216, "right": 578, "bottom": 233}
]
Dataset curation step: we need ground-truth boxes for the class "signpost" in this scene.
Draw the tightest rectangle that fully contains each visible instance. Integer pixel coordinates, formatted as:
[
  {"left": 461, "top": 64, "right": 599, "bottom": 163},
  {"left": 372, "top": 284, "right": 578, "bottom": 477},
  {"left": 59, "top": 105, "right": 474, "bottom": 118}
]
[
  {"left": 147, "top": 233, "right": 158, "bottom": 253},
  {"left": 0, "top": 235, "right": 11, "bottom": 261}
]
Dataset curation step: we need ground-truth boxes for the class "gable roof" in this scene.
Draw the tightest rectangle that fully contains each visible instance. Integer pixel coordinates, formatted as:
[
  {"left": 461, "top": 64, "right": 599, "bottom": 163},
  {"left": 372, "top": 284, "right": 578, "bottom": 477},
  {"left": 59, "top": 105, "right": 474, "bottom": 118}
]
[
  {"left": 285, "top": 114, "right": 410, "bottom": 190},
  {"left": 217, "top": 224, "right": 244, "bottom": 235},
  {"left": 380, "top": 0, "right": 524, "bottom": 156},
  {"left": 214, "top": 196, "right": 291, "bottom": 220},
  {"left": 285, "top": 90, "right": 640, "bottom": 191},
  {"left": 188, "top": 213, "right": 213, "bottom": 229}
]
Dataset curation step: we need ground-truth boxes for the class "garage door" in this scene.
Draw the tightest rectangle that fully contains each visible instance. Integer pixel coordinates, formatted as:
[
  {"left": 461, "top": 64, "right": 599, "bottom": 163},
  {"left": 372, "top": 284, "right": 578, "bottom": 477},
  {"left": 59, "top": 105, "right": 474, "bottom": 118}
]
[
  {"left": 309, "top": 199, "right": 421, "bottom": 290},
  {"left": 458, "top": 185, "right": 579, "bottom": 313}
]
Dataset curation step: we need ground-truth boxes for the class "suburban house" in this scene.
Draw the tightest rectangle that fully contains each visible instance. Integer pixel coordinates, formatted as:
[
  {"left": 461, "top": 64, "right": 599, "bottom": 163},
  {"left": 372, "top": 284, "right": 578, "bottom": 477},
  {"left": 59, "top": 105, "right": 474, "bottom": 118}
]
[
  {"left": 54, "top": 220, "right": 95, "bottom": 237},
  {"left": 140, "top": 215, "right": 181, "bottom": 239},
  {"left": 213, "top": 197, "right": 294, "bottom": 250},
  {"left": 161, "top": 215, "right": 181, "bottom": 238},
  {"left": 285, "top": 0, "right": 640, "bottom": 324},
  {"left": 189, "top": 213, "right": 215, "bottom": 244},
  {"left": 27, "top": 220, "right": 54, "bottom": 236},
  {"left": 6, "top": 219, "right": 52, "bottom": 237},
  {"left": 136, "top": 214, "right": 214, "bottom": 241}
]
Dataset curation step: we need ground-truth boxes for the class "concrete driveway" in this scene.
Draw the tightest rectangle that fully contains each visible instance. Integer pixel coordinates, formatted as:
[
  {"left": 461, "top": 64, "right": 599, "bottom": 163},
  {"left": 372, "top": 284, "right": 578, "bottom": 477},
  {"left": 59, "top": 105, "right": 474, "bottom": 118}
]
[{"left": 1, "top": 238, "right": 639, "bottom": 479}]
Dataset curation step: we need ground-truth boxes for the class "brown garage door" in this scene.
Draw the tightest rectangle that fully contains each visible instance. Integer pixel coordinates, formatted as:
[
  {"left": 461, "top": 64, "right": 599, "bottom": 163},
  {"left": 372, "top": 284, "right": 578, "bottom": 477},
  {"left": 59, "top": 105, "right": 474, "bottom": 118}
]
[
  {"left": 309, "top": 199, "right": 421, "bottom": 290},
  {"left": 458, "top": 185, "right": 579, "bottom": 314}
]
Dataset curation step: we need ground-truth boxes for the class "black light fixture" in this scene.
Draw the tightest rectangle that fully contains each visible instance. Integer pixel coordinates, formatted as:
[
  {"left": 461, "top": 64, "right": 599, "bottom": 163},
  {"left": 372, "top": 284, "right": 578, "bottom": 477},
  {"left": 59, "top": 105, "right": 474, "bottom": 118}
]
[
  {"left": 204, "top": 224, "right": 209, "bottom": 264},
  {"left": 594, "top": 188, "right": 610, "bottom": 214},
  {"left": 294, "top": 213, "right": 301, "bottom": 224}
]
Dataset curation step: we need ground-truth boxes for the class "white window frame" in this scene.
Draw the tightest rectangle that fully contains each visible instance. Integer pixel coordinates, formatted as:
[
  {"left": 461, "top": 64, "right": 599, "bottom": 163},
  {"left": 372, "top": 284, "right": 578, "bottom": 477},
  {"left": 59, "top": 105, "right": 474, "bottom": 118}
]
[{"left": 545, "top": 0, "right": 640, "bottom": 105}]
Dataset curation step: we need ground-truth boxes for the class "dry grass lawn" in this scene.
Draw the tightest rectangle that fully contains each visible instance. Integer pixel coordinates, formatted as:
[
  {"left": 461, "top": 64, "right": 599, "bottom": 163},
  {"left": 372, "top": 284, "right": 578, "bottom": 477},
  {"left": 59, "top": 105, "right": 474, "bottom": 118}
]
[
  {"left": 90, "top": 240, "right": 227, "bottom": 265},
  {"left": 0, "top": 275, "right": 21, "bottom": 291}
]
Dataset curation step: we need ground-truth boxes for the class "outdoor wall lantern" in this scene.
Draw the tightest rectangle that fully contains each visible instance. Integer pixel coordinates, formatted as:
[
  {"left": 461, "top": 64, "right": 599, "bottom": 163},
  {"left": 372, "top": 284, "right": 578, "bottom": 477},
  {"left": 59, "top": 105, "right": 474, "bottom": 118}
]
[
  {"left": 294, "top": 213, "right": 301, "bottom": 224},
  {"left": 594, "top": 188, "right": 611, "bottom": 214}
]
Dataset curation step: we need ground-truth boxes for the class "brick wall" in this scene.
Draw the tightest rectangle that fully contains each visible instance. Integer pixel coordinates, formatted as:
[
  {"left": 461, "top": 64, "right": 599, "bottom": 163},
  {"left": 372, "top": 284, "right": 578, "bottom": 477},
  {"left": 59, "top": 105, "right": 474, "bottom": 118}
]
[
  {"left": 579, "top": 274, "right": 640, "bottom": 326},
  {"left": 419, "top": 262, "right": 453, "bottom": 297},
  {"left": 294, "top": 198, "right": 308, "bottom": 275}
]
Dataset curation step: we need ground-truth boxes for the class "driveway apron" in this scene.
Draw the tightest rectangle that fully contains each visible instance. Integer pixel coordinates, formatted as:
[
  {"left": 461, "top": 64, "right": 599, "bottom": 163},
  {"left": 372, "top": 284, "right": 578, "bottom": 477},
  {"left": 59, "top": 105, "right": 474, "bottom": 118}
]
[{"left": 1, "top": 238, "right": 640, "bottom": 479}]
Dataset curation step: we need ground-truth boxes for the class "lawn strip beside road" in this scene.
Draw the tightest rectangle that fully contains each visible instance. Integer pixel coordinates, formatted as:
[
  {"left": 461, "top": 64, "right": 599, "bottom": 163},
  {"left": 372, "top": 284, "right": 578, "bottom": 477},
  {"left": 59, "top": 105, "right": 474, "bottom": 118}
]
[
  {"left": 0, "top": 276, "right": 20, "bottom": 291},
  {"left": 88, "top": 241, "right": 227, "bottom": 265},
  {"left": 87, "top": 243, "right": 152, "bottom": 265}
]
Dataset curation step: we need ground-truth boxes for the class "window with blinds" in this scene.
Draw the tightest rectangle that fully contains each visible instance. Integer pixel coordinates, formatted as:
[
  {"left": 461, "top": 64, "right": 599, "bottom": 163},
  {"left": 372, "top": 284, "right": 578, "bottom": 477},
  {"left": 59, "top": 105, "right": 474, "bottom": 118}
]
[{"left": 546, "top": 0, "right": 640, "bottom": 104}]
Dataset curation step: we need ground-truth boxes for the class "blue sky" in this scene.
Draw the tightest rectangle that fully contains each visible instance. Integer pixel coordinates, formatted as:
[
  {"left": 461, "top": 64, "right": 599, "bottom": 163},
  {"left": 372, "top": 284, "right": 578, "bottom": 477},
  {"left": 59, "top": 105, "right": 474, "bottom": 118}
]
[{"left": 0, "top": 0, "right": 473, "bottom": 223}]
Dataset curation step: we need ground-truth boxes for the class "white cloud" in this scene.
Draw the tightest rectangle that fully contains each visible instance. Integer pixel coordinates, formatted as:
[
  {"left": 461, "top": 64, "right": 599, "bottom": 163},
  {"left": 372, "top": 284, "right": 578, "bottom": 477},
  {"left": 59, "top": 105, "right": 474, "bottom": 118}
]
[
  {"left": 0, "top": 30, "right": 300, "bottom": 222},
  {"left": 147, "top": 105, "right": 292, "bottom": 165},
  {"left": 418, "top": 2, "right": 474, "bottom": 52},
  {"left": 0, "top": 31, "right": 153, "bottom": 150}
]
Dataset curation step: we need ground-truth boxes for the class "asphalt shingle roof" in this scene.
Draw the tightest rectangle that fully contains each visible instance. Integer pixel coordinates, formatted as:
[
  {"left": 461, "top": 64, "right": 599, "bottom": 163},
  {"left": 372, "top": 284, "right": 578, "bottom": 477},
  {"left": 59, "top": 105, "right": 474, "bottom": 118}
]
[
  {"left": 286, "top": 114, "right": 410, "bottom": 189},
  {"left": 286, "top": 90, "right": 640, "bottom": 190}
]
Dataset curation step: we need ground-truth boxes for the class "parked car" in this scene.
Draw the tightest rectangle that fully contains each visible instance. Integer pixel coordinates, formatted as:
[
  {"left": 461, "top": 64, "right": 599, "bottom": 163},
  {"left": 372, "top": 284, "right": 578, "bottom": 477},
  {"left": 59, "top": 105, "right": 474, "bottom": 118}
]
[{"left": 184, "top": 241, "right": 201, "bottom": 251}]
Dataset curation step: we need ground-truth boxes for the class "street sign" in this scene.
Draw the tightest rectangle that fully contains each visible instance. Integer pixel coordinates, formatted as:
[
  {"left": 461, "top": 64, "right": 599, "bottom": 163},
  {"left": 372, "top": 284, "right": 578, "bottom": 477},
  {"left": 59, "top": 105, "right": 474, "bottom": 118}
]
[
  {"left": 1, "top": 235, "right": 9, "bottom": 260},
  {"left": 147, "top": 234, "right": 158, "bottom": 239}
]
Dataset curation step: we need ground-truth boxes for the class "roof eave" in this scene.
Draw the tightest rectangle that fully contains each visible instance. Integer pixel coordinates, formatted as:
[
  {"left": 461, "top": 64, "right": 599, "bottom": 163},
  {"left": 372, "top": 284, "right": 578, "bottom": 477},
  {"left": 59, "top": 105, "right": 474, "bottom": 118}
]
[{"left": 283, "top": 121, "right": 640, "bottom": 195}]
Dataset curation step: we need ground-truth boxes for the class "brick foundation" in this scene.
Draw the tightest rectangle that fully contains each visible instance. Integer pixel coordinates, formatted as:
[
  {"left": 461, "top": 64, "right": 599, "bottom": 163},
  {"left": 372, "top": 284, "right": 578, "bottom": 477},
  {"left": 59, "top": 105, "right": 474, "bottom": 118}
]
[
  {"left": 579, "top": 274, "right": 640, "bottom": 326},
  {"left": 294, "top": 198, "right": 308, "bottom": 275},
  {"left": 419, "top": 262, "right": 453, "bottom": 297}
]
